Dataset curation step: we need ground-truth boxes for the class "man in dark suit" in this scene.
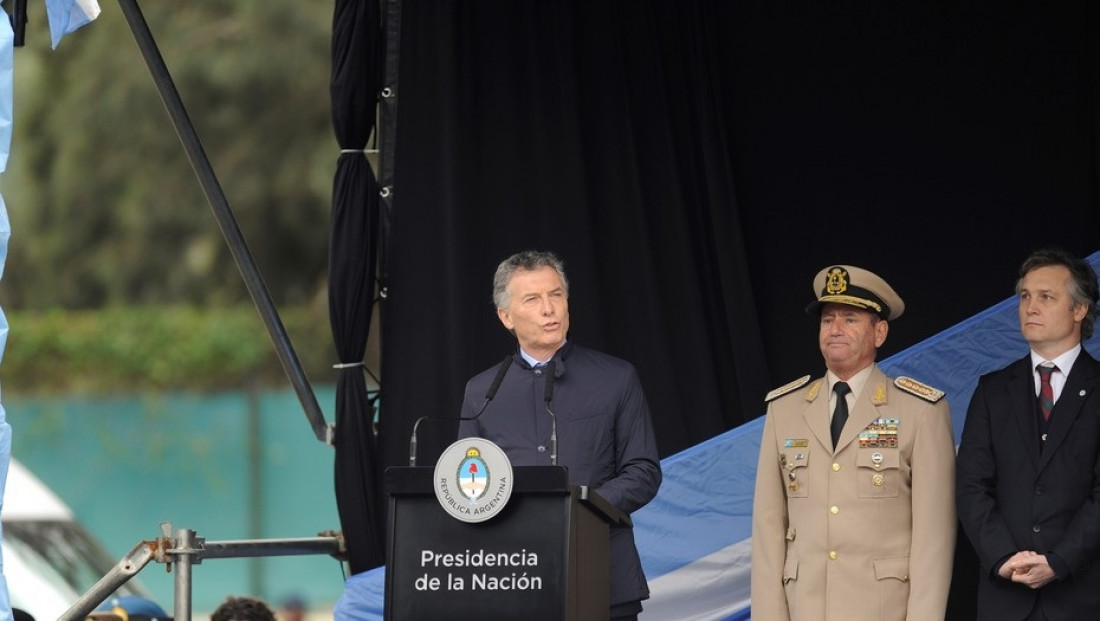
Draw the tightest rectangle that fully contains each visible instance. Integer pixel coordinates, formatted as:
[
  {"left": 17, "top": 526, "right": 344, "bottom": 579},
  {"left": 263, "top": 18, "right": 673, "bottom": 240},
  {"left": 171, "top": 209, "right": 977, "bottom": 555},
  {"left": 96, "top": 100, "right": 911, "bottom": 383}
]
[
  {"left": 458, "top": 250, "right": 662, "bottom": 620},
  {"left": 957, "top": 247, "right": 1100, "bottom": 620}
]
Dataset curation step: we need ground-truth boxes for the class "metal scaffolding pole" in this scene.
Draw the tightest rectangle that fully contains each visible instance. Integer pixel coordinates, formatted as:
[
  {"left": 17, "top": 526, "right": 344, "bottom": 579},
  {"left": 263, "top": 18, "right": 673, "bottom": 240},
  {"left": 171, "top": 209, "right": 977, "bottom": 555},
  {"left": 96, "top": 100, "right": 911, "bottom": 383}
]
[
  {"left": 58, "top": 526, "right": 345, "bottom": 621},
  {"left": 114, "top": 0, "right": 333, "bottom": 444}
]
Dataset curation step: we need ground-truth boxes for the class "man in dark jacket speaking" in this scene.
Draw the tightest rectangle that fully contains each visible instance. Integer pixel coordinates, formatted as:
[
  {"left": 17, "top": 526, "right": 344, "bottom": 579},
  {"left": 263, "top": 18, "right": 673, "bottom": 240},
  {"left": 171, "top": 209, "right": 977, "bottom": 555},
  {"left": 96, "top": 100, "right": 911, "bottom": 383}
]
[{"left": 458, "top": 250, "right": 662, "bottom": 620}]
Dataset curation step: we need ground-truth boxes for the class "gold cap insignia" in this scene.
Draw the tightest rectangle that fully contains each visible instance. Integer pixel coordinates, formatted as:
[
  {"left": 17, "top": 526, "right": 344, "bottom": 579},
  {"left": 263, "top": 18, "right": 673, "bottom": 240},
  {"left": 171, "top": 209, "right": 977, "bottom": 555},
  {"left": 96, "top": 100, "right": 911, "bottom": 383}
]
[
  {"left": 807, "top": 264, "right": 906, "bottom": 320},
  {"left": 825, "top": 267, "right": 849, "bottom": 295}
]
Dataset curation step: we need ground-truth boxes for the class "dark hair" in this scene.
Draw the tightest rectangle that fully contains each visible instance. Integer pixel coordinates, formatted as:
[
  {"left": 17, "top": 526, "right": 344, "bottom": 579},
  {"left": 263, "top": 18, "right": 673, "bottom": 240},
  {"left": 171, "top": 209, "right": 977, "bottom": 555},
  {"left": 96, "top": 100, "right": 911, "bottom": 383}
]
[
  {"left": 492, "top": 250, "right": 569, "bottom": 309},
  {"left": 210, "top": 596, "right": 275, "bottom": 621},
  {"left": 1016, "top": 247, "right": 1100, "bottom": 339}
]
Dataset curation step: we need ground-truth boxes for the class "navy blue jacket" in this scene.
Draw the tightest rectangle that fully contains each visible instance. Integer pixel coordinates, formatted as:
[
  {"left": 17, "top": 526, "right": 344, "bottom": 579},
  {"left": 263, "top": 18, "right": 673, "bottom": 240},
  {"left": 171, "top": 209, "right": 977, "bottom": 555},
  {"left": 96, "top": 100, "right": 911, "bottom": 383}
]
[{"left": 458, "top": 342, "right": 662, "bottom": 607}]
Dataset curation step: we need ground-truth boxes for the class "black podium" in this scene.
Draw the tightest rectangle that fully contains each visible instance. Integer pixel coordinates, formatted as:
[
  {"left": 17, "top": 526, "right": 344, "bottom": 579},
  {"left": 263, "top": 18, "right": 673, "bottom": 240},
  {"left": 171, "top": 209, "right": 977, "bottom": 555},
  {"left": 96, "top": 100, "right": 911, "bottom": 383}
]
[{"left": 384, "top": 465, "right": 629, "bottom": 621}]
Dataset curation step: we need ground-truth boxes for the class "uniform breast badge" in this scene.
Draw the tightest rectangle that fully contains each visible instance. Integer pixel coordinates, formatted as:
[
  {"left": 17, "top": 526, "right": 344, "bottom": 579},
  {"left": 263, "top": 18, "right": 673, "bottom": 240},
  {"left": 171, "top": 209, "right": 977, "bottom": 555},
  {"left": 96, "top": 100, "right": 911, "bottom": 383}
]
[
  {"left": 858, "top": 449, "right": 899, "bottom": 496},
  {"left": 871, "top": 451, "right": 886, "bottom": 486},
  {"left": 780, "top": 452, "right": 806, "bottom": 494},
  {"left": 859, "top": 419, "right": 899, "bottom": 448}
]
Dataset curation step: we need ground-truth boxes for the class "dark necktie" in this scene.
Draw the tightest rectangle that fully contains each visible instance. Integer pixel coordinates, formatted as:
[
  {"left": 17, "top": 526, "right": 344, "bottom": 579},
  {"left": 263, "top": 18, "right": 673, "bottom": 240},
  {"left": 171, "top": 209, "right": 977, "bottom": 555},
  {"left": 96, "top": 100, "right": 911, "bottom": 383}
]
[
  {"left": 831, "top": 382, "right": 851, "bottom": 449},
  {"left": 1037, "top": 364, "right": 1057, "bottom": 421}
]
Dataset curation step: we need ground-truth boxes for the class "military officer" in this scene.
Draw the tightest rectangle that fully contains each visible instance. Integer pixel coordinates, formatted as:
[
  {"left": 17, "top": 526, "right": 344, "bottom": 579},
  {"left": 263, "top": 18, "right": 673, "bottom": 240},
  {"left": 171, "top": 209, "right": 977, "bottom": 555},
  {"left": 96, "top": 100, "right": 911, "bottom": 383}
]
[{"left": 751, "top": 265, "right": 957, "bottom": 621}]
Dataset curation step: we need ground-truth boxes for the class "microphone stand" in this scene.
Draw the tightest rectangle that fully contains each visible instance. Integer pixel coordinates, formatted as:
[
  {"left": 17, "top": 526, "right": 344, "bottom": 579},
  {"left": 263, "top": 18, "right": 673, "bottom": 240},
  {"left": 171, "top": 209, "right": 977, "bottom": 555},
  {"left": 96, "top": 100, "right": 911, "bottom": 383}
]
[
  {"left": 545, "top": 362, "right": 558, "bottom": 466},
  {"left": 407, "top": 356, "right": 513, "bottom": 466}
]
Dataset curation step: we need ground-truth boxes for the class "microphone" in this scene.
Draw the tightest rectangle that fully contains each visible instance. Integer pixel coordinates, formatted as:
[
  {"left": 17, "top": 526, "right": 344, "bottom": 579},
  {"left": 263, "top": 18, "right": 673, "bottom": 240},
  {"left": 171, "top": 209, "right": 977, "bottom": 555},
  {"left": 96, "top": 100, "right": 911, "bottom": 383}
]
[
  {"left": 480, "top": 355, "right": 513, "bottom": 406},
  {"left": 544, "top": 361, "right": 558, "bottom": 466},
  {"left": 408, "top": 355, "right": 512, "bottom": 466},
  {"left": 12, "top": 0, "right": 27, "bottom": 47}
]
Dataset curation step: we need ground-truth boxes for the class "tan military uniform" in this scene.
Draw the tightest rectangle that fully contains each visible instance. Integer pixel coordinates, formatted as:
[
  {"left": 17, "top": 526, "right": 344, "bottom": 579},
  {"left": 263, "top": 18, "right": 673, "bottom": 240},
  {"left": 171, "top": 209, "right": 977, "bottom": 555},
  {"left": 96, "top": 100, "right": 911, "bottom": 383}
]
[{"left": 751, "top": 364, "right": 956, "bottom": 621}]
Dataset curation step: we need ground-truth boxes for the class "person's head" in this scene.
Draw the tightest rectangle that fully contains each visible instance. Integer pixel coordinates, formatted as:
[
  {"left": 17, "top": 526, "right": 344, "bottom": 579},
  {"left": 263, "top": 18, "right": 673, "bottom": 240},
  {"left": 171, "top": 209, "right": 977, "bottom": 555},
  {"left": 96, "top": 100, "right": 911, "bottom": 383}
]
[
  {"left": 210, "top": 596, "right": 275, "bottom": 621},
  {"left": 805, "top": 265, "right": 904, "bottom": 379},
  {"left": 278, "top": 596, "right": 305, "bottom": 621},
  {"left": 1015, "top": 247, "right": 1099, "bottom": 357},
  {"left": 493, "top": 250, "right": 570, "bottom": 360},
  {"left": 87, "top": 596, "right": 172, "bottom": 621}
]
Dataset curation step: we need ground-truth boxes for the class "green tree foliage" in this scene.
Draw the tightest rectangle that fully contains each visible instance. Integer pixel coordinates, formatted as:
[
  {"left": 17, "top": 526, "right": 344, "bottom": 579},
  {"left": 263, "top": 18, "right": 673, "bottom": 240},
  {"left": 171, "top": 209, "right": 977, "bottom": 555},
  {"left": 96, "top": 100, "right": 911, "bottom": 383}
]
[
  {"left": 3, "top": 304, "right": 338, "bottom": 394},
  {"left": 2, "top": 1, "right": 335, "bottom": 310}
]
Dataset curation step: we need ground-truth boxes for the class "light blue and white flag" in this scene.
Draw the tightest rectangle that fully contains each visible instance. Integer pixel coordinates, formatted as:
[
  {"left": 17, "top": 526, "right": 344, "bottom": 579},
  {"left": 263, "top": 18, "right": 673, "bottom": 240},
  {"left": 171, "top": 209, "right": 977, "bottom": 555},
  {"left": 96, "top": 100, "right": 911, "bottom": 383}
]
[
  {"left": 0, "top": 14, "right": 9, "bottom": 173},
  {"left": 0, "top": 13, "right": 12, "bottom": 621},
  {"left": 45, "top": 0, "right": 101, "bottom": 49}
]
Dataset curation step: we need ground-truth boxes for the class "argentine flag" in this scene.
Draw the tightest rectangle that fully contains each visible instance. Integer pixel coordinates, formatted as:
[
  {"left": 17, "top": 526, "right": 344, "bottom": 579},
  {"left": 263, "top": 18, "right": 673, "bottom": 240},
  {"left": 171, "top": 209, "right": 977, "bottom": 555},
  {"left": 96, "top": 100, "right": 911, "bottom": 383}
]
[
  {"left": 0, "top": 13, "right": 13, "bottom": 621},
  {"left": 45, "top": 0, "right": 101, "bottom": 49}
]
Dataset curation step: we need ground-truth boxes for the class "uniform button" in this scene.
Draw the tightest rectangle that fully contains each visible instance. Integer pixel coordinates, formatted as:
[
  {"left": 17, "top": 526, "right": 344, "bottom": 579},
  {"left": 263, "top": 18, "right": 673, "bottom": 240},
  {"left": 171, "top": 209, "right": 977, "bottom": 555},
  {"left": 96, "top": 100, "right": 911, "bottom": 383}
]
[
  {"left": 828, "top": 551, "right": 838, "bottom": 560},
  {"left": 1035, "top": 486, "right": 1045, "bottom": 495},
  {"left": 534, "top": 369, "right": 543, "bottom": 376},
  {"left": 1033, "top": 525, "right": 1041, "bottom": 533},
  {"left": 537, "top": 445, "right": 546, "bottom": 453},
  {"left": 829, "top": 506, "right": 839, "bottom": 515},
  {"left": 832, "top": 463, "right": 841, "bottom": 472}
]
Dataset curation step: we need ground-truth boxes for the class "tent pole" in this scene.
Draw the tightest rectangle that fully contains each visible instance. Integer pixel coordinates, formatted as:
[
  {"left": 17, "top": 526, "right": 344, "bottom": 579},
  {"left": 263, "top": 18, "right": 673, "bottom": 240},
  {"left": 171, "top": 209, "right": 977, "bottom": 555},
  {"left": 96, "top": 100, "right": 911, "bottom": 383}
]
[{"left": 116, "top": 0, "right": 332, "bottom": 444}]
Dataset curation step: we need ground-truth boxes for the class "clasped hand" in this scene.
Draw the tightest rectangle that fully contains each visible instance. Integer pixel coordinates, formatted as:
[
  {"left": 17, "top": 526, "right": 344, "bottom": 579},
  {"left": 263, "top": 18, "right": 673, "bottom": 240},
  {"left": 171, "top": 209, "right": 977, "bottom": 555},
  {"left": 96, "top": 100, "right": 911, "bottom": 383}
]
[{"left": 998, "top": 551, "right": 1056, "bottom": 589}]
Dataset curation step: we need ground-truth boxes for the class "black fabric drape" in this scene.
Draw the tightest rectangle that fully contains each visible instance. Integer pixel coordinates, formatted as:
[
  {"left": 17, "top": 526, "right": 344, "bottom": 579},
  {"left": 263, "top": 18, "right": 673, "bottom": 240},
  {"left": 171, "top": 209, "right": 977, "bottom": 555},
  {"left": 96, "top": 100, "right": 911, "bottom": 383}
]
[
  {"left": 373, "top": 2, "right": 1100, "bottom": 617},
  {"left": 378, "top": 0, "right": 1100, "bottom": 474},
  {"left": 378, "top": 0, "right": 769, "bottom": 470},
  {"left": 329, "top": 0, "right": 384, "bottom": 573}
]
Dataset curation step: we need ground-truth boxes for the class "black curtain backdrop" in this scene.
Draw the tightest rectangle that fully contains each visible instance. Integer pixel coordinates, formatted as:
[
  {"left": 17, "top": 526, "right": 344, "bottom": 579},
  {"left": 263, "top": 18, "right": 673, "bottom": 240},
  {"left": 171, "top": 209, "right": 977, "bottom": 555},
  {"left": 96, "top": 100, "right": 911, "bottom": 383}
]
[
  {"left": 329, "top": 0, "right": 384, "bottom": 574},
  {"left": 380, "top": 0, "right": 1100, "bottom": 465},
  {"left": 380, "top": 0, "right": 774, "bottom": 473},
  {"left": 372, "top": 2, "right": 1100, "bottom": 606}
]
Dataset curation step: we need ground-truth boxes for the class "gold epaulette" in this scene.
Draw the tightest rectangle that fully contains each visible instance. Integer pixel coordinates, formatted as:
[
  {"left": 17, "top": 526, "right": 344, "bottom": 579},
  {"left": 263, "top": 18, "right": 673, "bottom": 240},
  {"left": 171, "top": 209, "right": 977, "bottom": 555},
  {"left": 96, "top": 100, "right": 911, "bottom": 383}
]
[
  {"left": 765, "top": 375, "right": 812, "bottom": 403},
  {"left": 894, "top": 376, "right": 945, "bottom": 403}
]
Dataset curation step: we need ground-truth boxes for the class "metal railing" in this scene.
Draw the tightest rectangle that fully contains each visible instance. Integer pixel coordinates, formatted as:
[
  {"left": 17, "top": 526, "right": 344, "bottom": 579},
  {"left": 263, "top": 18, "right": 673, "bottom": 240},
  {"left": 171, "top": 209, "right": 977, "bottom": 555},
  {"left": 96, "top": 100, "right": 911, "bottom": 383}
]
[{"left": 58, "top": 523, "right": 345, "bottom": 621}]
